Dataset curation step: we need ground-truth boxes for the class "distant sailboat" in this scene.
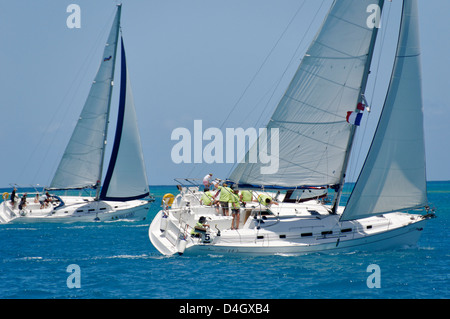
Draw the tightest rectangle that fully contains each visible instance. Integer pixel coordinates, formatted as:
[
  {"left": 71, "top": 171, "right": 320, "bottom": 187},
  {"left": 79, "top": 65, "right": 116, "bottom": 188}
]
[
  {"left": 149, "top": 0, "right": 435, "bottom": 255},
  {"left": 0, "top": 5, "right": 152, "bottom": 223}
]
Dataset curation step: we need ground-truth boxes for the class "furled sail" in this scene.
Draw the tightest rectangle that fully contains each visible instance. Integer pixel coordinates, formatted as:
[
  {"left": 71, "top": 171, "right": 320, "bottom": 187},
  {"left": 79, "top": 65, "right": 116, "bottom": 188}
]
[
  {"left": 100, "top": 38, "right": 150, "bottom": 201},
  {"left": 50, "top": 6, "right": 121, "bottom": 189},
  {"left": 229, "top": 0, "right": 383, "bottom": 188},
  {"left": 341, "top": 0, "right": 428, "bottom": 221}
]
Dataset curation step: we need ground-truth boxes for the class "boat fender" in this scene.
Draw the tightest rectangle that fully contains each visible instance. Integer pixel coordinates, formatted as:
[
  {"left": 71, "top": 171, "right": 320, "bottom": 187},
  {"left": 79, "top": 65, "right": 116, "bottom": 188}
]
[
  {"left": 177, "top": 235, "right": 187, "bottom": 255},
  {"left": 162, "top": 193, "right": 175, "bottom": 208},
  {"left": 160, "top": 212, "right": 168, "bottom": 232},
  {"left": 2, "top": 192, "right": 9, "bottom": 200}
]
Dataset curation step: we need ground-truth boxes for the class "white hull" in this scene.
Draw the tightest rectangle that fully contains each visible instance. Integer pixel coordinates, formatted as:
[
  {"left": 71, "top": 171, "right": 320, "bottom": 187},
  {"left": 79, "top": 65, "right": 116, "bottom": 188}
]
[
  {"left": 149, "top": 189, "right": 431, "bottom": 256},
  {"left": 0, "top": 196, "right": 151, "bottom": 224}
]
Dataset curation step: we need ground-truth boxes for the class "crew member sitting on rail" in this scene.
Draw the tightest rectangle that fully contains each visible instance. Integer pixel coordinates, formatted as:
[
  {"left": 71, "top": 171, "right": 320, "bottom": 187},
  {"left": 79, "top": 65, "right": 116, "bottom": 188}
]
[{"left": 190, "top": 216, "right": 210, "bottom": 238}]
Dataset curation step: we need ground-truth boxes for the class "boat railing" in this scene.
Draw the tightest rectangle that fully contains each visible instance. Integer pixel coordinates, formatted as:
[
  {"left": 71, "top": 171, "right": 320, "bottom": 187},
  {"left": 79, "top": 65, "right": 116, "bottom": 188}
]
[{"left": 174, "top": 178, "right": 203, "bottom": 205}]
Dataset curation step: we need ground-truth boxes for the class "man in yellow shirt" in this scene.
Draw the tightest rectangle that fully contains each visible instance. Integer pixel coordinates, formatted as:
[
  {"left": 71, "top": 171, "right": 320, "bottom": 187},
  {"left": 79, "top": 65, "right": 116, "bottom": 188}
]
[
  {"left": 257, "top": 194, "right": 279, "bottom": 207},
  {"left": 200, "top": 187, "right": 214, "bottom": 206},
  {"left": 214, "top": 183, "right": 233, "bottom": 216},
  {"left": 230, "top": 189, "right": 241, "bottom": 230}
]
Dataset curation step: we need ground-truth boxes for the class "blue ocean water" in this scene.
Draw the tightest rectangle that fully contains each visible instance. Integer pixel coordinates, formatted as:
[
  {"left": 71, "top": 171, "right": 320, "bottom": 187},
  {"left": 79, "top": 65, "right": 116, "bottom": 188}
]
[{"left": 0, "top": 182, "right": 448, "bottom": 299}]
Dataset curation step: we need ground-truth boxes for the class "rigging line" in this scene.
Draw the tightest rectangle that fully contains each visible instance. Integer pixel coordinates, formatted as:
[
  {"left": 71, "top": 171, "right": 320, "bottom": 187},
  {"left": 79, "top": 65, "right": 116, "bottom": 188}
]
[
  {"left": 226, "top": 0, "right": 328, "bottom": 180},
  {"left": 32, "top": 7, "right": 118, "bottom": 187},
  {"left": 253, "top": 0, "right": 328, "bottom": 130},
  {"left": 186, "top": 1, "right": 309, "bottom": 180},
  {"left": 348, "top": 1, "right": 393, "bottom": 183},
  {"left": 22, "top": 15, "right": 108, "bottom": 186},
  {"left": 218, "top": 0, "right": 307, "bottom": 131}
]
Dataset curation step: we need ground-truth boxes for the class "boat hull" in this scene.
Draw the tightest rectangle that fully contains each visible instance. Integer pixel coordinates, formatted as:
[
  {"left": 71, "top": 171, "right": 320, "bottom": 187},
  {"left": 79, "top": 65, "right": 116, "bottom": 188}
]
[
  {"left": 149, "top": 205, "right": 429, "bottom": 257},
  {"left": 185, "top": 219, "right": 427, "bottom": 256},
  {"left": 0, "top": 196, "right": 151, "bottom": 224}
]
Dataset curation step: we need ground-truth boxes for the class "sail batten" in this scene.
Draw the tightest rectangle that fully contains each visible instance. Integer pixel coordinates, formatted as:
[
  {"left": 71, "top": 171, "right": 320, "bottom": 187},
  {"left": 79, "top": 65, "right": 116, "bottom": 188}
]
[
  {"left": 49, "top": 4, "right": 149, "bottom": 200},
  {"left": 229, "top": 0, "right": 383, "bottom": 188},
  {"left": 341, "top": 0, "right": 427, "bottom": 221},
  {"left": 50, "top": 7, "right": 121, "bottom": 190}
]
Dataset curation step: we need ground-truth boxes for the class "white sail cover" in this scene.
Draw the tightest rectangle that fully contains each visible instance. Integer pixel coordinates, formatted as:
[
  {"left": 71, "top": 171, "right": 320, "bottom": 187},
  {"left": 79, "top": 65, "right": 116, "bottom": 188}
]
[
  {"left": 230, "top": 0, "right": 383, "bottom": 188},
  {"left": 100, "top": 38, "right": 150, "bottom": 201},
  {"left": 50, "top": 7, "right": 121, "bottom": 189},
  {"left": 341, "top": 0, "right": 427, "bottom": 221}
]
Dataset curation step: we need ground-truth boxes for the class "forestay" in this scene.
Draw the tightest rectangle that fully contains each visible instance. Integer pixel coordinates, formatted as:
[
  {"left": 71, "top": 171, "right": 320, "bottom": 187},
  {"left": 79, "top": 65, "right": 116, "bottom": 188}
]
[
  {"left": 100, "top": 38, "right": 150, "bottom": 201},
  {"left": 341, "top": 0, "right": 428, "bottom": 221},
  {"left": 50, "top": 7, "right": 121, "bottom": 190}
]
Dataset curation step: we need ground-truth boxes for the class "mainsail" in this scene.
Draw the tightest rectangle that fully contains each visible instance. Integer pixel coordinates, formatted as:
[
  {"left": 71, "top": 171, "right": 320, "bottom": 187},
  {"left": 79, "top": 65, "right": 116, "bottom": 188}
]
[
  {"left": 100, "top": 38, "right": 150, "bottom": 201},
  {"left": 229, "top": 0, "right": 383, "bottom": 188},
  {"left": 49, "top": 4, "right": 149, "bottom": 201},
  {"left": 341, "top": 0, "right": 428, "bottom": 221},
  {"left": 50, "top": 7, "right": 121, "bottom": 190}
]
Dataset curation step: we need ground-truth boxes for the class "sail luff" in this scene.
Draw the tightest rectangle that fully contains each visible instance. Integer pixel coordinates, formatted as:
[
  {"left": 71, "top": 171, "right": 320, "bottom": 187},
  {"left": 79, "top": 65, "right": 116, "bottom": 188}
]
[
  {"left": 49, "top": 6, "right": 121, "bottom": 191},
  {"left": 95, "top": 4, "right": 122, "bottom": 200},
  {"left": 331, "top": 0, "right": 385, "bottom": 214},
  {"left": 229, "top": 0, "right": 384, "bottom": 189},
  {"left": 341, "top": 0, "right": 428, "bottom": 221},
  {"left": 99, "top": 36, "right": 150, "bottom": 201}
]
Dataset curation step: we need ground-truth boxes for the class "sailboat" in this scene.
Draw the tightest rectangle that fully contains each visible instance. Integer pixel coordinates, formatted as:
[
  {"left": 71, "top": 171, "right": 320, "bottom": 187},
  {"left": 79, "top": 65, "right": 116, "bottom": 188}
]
[
  {"left": 0, "top": 5, "right": 152, "bottom": 223},
  {"left": 149, "top": 0, "right": 435, "bottom": 255}
]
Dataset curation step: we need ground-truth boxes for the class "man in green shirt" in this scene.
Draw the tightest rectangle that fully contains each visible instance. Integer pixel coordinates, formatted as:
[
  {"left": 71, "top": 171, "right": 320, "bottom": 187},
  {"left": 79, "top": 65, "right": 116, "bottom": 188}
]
[
  {"left": 257, "top": 194, "right": 279, "bottom": 207},
  {"left": 214, "top": 183, "right": 233, "bottom": 216},
  {"left": 200, "top": 187, "right": 214, "bottom": 206},
  {"left": 190, "top": 216, "right": 209, "bottom": 237},
  {"left": 230, "top": 189, "right": 241, "bottom": 230},
  {"left": 240, "top": 190, "right": 253, "bottom": 207}
]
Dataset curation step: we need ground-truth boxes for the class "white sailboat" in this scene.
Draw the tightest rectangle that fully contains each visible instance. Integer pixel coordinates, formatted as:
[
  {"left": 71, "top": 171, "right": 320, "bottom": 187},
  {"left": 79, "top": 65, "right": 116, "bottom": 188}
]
[
  {"left": 149, "top": 0, "right": 436, "bottom": 256},
  {"left": 0, "top": 5, "right": 152, "bottom": 223}
]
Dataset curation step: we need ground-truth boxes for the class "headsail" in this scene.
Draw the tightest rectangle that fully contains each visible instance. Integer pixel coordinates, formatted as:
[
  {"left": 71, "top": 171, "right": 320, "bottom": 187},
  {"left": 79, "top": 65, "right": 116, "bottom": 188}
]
[
  {"left": 229, "top": 0, "right": 383, "bottom": 188},
  {"left": 50, "top": 6, "right": 121, "bottom": 190},
  {"left": 341, "top": 0, "right": 427, "bottom": 221},
  {"left": 100, "top": 37, "right": 150, "bottom": 201}
]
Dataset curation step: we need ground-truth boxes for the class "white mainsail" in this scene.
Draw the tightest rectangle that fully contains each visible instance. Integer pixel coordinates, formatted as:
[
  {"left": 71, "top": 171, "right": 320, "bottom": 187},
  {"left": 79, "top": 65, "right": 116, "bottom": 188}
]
[
  {"left": 341, "top": 0, "right": 427, "bottom": 221},
  {"left": 49, "top": 4, "right": 149, "bottom": 201},
  {"left": 50, "top": 7, "right": 121, "bottom": 190},
  {"left": 100, "top": 38, "right": 150, "bottom": 201},
  {"left": 229, "top": 0, "right": 383, "bottom": 188}
]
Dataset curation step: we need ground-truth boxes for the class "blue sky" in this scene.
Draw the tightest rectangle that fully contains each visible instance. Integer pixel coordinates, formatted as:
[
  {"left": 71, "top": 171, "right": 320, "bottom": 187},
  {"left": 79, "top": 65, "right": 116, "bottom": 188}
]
[{"left": 1, "top": 0, "right": 449, "bottom": 187}]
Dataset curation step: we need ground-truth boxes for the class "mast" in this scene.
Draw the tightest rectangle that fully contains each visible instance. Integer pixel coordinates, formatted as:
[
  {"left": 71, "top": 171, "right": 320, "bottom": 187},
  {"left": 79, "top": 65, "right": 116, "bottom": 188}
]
[
  {"left": 229, "top": 0, "right": 386, "bottom": 190},
  {"left": 331, "top": 0, "right": 385, "bottom": 214},
  {"left": 50, "top": 5, "right": 122, "bottom": 192},
  {"left": 95, "top": 4, "right": 122, "bottom": 200},
  {"left": 99, "top": 36, "right": 150, "bottom": 201}
]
